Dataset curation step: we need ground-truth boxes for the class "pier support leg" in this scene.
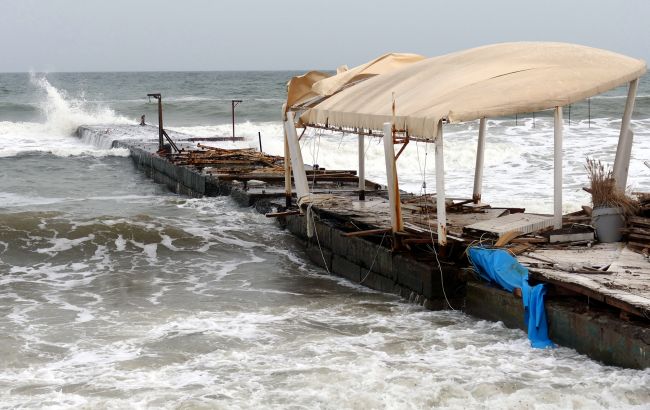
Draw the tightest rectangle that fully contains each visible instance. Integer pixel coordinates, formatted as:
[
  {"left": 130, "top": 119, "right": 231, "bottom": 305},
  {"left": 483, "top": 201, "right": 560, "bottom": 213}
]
[
  {"left": 613, "top": 78, "right": 639, "bottom": 190},
  {"left": 554, "top": 106, "right": 563, "bottom": 229},
  {"left": 473, "top": 117, "right": 487, "bottom": 204},
  {"left": 358, "top": 130, "right": 365, "bottom": 201},
  {"left": 435, "top": 121, "right": 447, "bottom": 246},
  {"left": 283, "top": 126, "right": 292, "bottom": 208},
  {"left": 284, "top": 112, "right": 309, "bottom": 203},
  {"left": 383, "top": 122, "right": 403, "bottom": 233}
]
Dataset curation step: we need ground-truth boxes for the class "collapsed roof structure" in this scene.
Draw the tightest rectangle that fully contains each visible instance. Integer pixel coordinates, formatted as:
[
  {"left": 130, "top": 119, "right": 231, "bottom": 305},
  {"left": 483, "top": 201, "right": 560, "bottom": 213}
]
[{"left": 283, "top": 42, "right": 646, "bottom": 245}]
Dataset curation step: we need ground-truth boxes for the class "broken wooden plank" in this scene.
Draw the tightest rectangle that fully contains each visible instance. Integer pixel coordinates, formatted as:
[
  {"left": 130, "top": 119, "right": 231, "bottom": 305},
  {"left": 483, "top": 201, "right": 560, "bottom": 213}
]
[{"left": 343, "top": 228, "right": 392, "bottom": 237}]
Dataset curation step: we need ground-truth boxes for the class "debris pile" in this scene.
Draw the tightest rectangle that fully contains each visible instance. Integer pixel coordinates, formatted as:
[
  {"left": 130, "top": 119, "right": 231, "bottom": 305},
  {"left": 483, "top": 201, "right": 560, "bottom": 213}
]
[{"left": 627, "top": 192, "right": 650, "bottom": 256}]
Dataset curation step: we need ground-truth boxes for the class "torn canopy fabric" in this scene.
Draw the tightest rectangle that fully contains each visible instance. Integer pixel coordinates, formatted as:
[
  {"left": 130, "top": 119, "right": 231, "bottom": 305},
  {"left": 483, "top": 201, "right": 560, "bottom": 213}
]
[
  {"left": 468, "top": 247, "right": 555, "bottom": 349},
  {"left": 299, "top": 42, "right": 646, "bottom": 140}
]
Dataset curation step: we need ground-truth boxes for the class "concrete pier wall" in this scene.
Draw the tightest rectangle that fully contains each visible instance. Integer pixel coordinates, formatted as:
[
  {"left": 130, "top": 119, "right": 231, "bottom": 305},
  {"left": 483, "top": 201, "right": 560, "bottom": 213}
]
[
  {"left": 283, "top": 214, "right": 464, "bottom": 310},
  {"left": 76, "top": 125, "right": 650, "bottom": 369},
  {"left": 466, "top": 282, "right": 650, "bottom": 369}
]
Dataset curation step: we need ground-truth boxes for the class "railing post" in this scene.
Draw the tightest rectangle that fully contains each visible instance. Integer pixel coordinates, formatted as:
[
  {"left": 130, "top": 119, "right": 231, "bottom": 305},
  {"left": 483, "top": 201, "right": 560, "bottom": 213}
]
[
  {"left": 383, "top": 122, "right": 403, "bottom": 232},
  {"left": 472, "top": 117, "right": 487, "bottom": 204},
  {"left": 147, "top": 93, "right": 163, "bottom": 150},
  {"left": 358, "top": 130, "right": 366, "bottom": 200},
  {"left": 435, "top": 121, "right": 447, "bottom": 246},
  {"left": 554, "top": 106, "right": 563, "bottom": 229},
  {"left": 613, "top": 78, "right": 639, "bottom": 189},
  {"left": 283, "top": 125, "right": 292, "bottom": 208},
  {"left": 284, "top": 112, "right": 309, "bottom": 202}
]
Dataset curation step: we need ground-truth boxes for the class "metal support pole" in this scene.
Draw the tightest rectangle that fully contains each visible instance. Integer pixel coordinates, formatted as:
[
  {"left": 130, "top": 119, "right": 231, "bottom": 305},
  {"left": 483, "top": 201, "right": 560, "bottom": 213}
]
[
  {"left": 472, "top": 117, "right": 487, "bottom": 204},
  {"left": 284, "top": 112, "right": 309, "bottom": 203},
  {"left": 231, "top": 99, "right": 242, "bottom": 142},
  {"left": 283, "top": 126, "right": 292, "bottom": 208},
  {"left": 358, "top": 130, "right": 365, "bottom": 200},
  {"left": 613, "top": 78, "right": 639, "bottom": 190},
  {"left": 435, "top": 121, "right": 447, "bottom": 246},
  {"left": 383, "top": 122, "right": 403, "bottom": 232},
  {"left": 147, "top": 93, "right": 163, "bottom": 150},
  {"left": 554, "top": 106, "right": 563, "bottom": 229},
  {"left": 258, "top": 131, "right": 263, "bottom": 152}
]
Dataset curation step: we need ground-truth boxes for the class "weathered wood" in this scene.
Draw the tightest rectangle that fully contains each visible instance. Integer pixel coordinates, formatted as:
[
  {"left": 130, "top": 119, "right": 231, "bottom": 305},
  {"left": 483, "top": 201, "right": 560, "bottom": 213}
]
[
  {"left": 343, "top": 228, "right": 392, "bottom": 237},
  {"left": 511, "top": 237, "right": 548, "bottom": 244},
  {"left": 266, "top": 210, "right": 301, "bottom": 218},
  {"left": 495, "top": 230, "right": 522, "bottom": 247},
  {"left": 522, "top": 244, "right": 650, "bottom": 319},
  {"left": 629, "top": 216, "right": 650, "bottom": 227}
]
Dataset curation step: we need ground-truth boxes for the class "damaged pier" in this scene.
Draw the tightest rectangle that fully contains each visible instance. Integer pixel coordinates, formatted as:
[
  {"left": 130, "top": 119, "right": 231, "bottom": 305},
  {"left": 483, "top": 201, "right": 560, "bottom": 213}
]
[{"left": 77, "top": 124, "right": 650, "bottom": 370}]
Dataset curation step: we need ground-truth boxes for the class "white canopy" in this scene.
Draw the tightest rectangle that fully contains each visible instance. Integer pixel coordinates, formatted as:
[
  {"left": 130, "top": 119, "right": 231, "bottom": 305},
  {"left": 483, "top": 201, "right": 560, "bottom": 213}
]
[
  {"left": 294, "top": 42, "right": 646, "bottom": 139},
  {"left": 285, "top": 53, "right": 424, "bottom": 112}
]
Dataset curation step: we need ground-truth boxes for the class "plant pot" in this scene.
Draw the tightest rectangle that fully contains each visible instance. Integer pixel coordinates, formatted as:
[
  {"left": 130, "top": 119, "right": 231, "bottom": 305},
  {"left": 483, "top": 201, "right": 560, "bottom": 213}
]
[{"left": 591, "top": 207, "right": 624, "bottom": 243}]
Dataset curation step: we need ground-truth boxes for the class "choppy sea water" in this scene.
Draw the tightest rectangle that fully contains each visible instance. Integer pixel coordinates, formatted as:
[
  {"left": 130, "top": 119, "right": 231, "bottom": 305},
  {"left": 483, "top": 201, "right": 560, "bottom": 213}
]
[{"left": 0, "top": 72, "right": 648, "bottom": 408}]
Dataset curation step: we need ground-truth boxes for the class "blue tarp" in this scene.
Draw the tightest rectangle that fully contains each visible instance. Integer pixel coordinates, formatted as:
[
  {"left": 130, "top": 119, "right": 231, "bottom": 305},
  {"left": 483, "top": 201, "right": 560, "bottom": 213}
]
[{"left": 468, "top": 247, "right": 555, "bottom": 349}]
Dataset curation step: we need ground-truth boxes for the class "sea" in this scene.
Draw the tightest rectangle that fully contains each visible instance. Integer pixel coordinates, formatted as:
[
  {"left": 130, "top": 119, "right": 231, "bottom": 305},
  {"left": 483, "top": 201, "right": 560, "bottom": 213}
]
[{"left": 0, "top": 71, "right": 648, "bottom": 409}]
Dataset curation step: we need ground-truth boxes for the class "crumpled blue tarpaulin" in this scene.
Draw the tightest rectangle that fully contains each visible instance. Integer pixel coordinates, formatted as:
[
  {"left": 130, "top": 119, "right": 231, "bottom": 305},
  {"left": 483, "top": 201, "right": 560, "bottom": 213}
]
[{"left": 468, "top": 247, "right": 555, "bottom": 349}]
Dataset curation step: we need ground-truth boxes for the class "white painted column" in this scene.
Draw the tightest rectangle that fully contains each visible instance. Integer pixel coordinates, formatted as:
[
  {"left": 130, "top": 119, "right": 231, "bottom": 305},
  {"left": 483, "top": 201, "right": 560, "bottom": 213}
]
[
  {"left": 613, "top": 78, "right": 639, "bottom": 190},
  {"left": 283, "top": 125, "right": 292, "bottom": 208},
  {"left": 553, "top": 106, "right": 563, "bottom": 229},
  {"left": 435, "top": 121, "right": 447, "bottom": 246},
  {"left": 284, "top": 112, "right": 309, "bottom": 202},
  {"left": 472, "top": 117, "right": 487, "bottom": 204},
  {"left": 358, "top": 130, "right": 365, "bottom": 200},
  {"left": 383, "top": 122, "right": 403, "bottom": 232}
]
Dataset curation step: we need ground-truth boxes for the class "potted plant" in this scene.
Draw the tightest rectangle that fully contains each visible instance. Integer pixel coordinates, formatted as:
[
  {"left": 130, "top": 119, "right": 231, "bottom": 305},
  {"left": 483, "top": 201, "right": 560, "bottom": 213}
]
[{"left": 585, "top": 158, "right": 638, "bottom": 242}]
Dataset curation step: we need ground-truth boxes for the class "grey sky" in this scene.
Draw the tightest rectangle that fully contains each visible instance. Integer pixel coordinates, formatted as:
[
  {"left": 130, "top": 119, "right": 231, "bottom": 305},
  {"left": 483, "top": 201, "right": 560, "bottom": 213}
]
[{"left": 1, "top": 0, "right": 648, "bottom": 72}]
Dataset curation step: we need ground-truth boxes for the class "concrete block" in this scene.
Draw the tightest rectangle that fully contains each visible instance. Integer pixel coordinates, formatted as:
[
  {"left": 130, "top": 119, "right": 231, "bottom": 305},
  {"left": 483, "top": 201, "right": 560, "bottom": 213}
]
[
  {"left": 331, "top": 255, "right": 362, "bottom": 282},
  {"left": 392, "top": 253, "right": 423, "bottom": 294},
  {"left": 285, "top": 215, "right": 307, "bottom": 239},
  {"left": 465, "top": 282, "right": 524, "bottom": 330},
  {"left": 305, "top": 242, "right": 332, "bottom": 272},
  {"left": 362, "top": 270, "right": 398, "bottom": 295},
  {"left": 312, "top": 221, "right": 332, "bottom": 250}
]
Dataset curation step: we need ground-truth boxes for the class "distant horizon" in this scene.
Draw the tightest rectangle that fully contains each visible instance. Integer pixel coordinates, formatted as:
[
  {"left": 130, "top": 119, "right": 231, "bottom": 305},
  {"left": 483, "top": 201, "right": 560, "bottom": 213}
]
[
  {"left": 2, "top": 0, "right": 648, "bottom": 73},
  {"left": 0, "top": 69, "right": 319, "bottom": 74}
]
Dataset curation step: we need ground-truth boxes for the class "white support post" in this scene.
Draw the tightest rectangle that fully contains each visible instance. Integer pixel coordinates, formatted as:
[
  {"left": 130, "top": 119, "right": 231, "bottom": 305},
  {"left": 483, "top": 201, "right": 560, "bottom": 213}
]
[
  {"left": 613, "top": 78, "right": 639, "bottom": 190},
  {"left": 284, "top": 112, "right": 309, "bottom": 202},
  {"left": 283, "top": 125, "right": 292, "bottom": 208},
  {"left": 358, "top": 131, "right": 366, "bottom": 200},
  {"left": 435, "top": 121, "right": 447, "bottom": 246},
  {"left": 383, "top": 122, "right": 403, "bottom": 232},
  {"left": 472, "top": 117, "right": 487, "bottom": 204},
  {"left": 553, "top": 106, "right": 563, "bottom": 229}
]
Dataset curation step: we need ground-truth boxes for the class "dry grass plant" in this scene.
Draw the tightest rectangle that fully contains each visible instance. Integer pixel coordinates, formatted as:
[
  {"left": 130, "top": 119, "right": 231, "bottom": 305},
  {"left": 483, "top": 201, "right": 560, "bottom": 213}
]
[{"left": 585, "top": 158, "right": 639, "bottom": 215}]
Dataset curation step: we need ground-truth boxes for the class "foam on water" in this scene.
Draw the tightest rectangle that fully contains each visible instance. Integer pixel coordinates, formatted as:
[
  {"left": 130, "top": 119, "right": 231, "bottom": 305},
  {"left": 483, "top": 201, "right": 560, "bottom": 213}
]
[
  {"left": 1, "top": 72, "right": 650, "bottom": 407},
  {"left": 0, "top": 196, "right": 648, "bottom": 408}
]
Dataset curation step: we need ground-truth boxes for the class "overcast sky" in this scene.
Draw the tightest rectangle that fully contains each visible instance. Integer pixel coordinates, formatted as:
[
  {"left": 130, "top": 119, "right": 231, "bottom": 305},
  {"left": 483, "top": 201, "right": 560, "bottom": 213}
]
[{"left": 1, "top": 0, "right": 648, "bottom": 72}]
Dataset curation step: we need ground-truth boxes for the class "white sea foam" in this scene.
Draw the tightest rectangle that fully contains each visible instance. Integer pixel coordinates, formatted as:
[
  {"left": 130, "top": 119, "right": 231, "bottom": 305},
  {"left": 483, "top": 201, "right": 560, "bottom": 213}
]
[
  {"left": 0, "top": 76, "right": 132, "bottom": 158},
  {"left": 172, "top": 115, "right": 650, "bottom": 214}
]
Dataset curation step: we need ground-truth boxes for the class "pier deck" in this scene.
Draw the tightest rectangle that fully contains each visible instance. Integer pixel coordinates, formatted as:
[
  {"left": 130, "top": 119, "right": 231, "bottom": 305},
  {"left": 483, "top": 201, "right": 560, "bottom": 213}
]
[{"left": 77, "top": 124, "right": 650, "bottom": 369}]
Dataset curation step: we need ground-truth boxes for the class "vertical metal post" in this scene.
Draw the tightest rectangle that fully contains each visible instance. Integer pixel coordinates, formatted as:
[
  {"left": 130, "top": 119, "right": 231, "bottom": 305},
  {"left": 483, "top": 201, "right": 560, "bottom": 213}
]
[
  {"left": 258, "top": 131, "right": 263, "bottom": 152},
  {"left": 147, "top": 93, "right": 163, "bottom": 150},
  {"left": 157, "top": 96, "right": 163, "bottom": 150},
  {"left": 554, "top": 106, "right": 563, "bottom": 229},
  {"left": 472, "top": 117, "right": 487, "bottom": 204},
  {"left": 231, "top": 99, "right": 242, "bottom": 142},
  {"left": 358, "top": 130, "right": 365, "bottom": 201},
  {"left": 283, "top": 125, "right": 292, "bottom": 208},
  {"left": 285, "top": 112, "right": 309, "bottom": 202},
  {"left": 613, "top": 78, "right": 639, "bottom": 190},
  {"left": 383, "top": 122, "right": 403, "bottom": 232},
  {"left": 435, "top": 121, "right": 447, "bottom": 246}
]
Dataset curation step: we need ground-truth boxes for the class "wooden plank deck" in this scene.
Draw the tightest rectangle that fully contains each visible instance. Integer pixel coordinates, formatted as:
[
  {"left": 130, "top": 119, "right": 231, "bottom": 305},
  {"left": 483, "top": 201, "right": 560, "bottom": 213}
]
[{"left": 519, "top": 244, "right": 650, "bottom": 318}]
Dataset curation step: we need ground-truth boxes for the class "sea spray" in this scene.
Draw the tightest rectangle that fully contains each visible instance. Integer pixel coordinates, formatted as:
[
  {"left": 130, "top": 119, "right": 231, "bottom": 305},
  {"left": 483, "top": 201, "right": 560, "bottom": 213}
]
[{"left": 0, "top": 71, "right": 648, "bottom": 408}]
